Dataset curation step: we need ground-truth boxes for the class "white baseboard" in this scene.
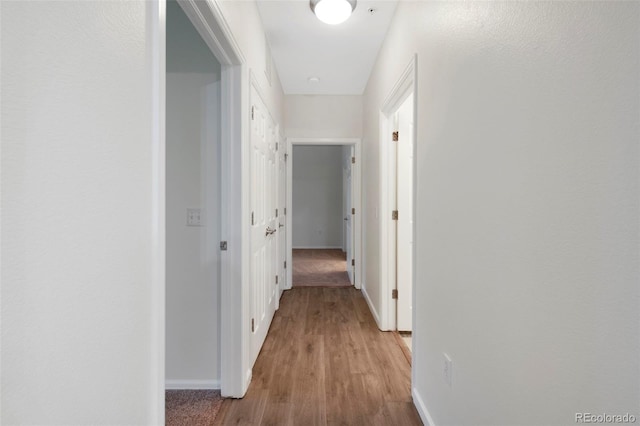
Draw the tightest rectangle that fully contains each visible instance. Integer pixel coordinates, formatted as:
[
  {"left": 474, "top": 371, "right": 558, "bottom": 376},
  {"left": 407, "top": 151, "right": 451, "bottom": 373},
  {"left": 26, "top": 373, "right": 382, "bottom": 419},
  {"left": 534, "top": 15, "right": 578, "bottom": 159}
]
[
  {"left": 361, "top": 285, "right": 382, "bottom": 329},
  {"left": 412, "top": 387, "right": 437, "bottom": 426},
  {"left": 242, "top": 369, "right": 252, "bottom": 396},
  {"left": 292, "top": 246, "right": 343, "bottom": 249},
  {"left": 165, "top": 379, "right": 220, "bottom": 390}
]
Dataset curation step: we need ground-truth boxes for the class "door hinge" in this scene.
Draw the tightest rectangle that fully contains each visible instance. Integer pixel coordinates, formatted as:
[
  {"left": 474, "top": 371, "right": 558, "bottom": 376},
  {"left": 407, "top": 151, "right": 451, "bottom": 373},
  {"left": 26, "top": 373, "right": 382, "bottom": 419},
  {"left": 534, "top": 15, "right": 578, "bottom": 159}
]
[
  {"left": 392, "top": 210, "right": 399, "bottom": 220},
  {"left": 284, "top": 260, "right": 287, "bottom": 269},
  {"left": 351, "top": 259, "right": 355, "bottom": 266},
  {"left": 284, "top": 207, "right": 287, "bottom": 215},
  {"left": 351, "top": 156, "right": 356, "bottom": 164},
  {"left": 285, "top": 153, "right": 288, "bottom": 161},
  {"left": 276, "top": 208, "right": 278, "bottom": 217},
  {"left": 392, "top": 289, "right": 398, "bottom": 299},
  {"left": 276, "top": 142, "right": 279, "bottom": 151},
  {"left": 251, "top": 106, "right": 255, "bottom": 120},
  {"left": 220, "top": 241, "right": 228, "bottom": 251},
  {"left": 251, "top": 318, "right": 255, "bottom": 332},
  {"left": 392, "top": 131, "right": 399, "bottom": 142},
  {"left": 352, "top": 207, "right": 355, "bottom": 215},
  {"left": 251, "top": 211, "right": 255, "bottom": 225},
  {"left": 275, "top": 275, "right": 278, "bottom": 285}
]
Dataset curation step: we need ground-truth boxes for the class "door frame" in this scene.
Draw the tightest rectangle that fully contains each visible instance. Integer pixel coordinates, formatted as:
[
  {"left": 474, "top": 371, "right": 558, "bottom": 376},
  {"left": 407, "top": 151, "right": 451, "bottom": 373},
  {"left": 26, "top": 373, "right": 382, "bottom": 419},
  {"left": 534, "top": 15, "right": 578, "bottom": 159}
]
[
  {"left": 152, "top": 2, "right": 250, "bottom": 421},
  {"left": 379, "top": 55, "right": 417, "bottom": 332},
  {"left": 277, "top": 127, "right": 288, "bottom": 296},
  {"left": 149, "top": 2, "right": 165, "bottom": 422},
  {"left": 176, "top": 0, "right": 250, "bottom": 399},
  {"left": 285, "top": 138, "right": 363, "bottom": 290}
]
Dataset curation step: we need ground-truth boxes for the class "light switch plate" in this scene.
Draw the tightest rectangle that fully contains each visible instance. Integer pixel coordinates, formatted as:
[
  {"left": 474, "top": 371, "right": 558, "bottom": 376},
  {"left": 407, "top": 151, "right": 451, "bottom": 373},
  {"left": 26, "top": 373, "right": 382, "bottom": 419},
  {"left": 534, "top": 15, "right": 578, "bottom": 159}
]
[{"left": 187, "top": 208, "right": 202, "bottom": 226}]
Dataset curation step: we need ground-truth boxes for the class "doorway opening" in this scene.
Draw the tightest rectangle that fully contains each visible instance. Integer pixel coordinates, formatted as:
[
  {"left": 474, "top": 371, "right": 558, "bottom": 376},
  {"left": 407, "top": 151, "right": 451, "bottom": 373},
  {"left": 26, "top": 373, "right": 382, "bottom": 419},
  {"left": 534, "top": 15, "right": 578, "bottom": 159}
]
[
  {"left": 165, "top": 0, "right": 222, "bottom": 393},
  {"left": 156, "top": 0, "right": 247, "bottom": 420},
  {"left": 379, "top": 56, "right": 417, "bottom": 353},
  {"left": 378, "top": 56, "right": 418, "bottom": 399},
  {"left": 395, "top": 93, "right": 415, "bottom": 356},
  {"left": 290, "top": 145, "right": 354, "bottom": 288},
  {"left": 286, "top": 138, "right": 362, "bottom": 291}
]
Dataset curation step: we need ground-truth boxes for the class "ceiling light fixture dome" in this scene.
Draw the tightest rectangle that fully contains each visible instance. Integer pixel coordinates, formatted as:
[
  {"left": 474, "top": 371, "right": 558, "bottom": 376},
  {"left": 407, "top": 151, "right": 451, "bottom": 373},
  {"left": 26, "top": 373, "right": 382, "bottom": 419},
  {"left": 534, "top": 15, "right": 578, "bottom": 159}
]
[{"left": 310, "top": 0, "right": 356, "bottom": 25}]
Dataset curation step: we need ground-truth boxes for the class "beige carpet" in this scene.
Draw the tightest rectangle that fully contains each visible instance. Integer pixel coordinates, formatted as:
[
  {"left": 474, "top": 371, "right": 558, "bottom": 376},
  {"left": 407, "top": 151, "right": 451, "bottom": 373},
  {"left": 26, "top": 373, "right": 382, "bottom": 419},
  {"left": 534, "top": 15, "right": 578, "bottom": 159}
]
[
  {"left": 166, "top": 390, "right": 223, "bottom": 426},
  {"left": 292, "top": 249, "right": 352, "bottom": 287}
]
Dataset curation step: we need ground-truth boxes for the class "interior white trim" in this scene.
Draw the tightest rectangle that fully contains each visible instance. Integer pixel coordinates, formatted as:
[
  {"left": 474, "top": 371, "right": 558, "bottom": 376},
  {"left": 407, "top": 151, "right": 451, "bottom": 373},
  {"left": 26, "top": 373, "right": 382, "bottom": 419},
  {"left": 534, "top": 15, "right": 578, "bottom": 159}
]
[
  {"left": 177, "top": 0, "right": 245, "bottom": 66},
  {"left": 149, "top": 1, "right": 166, "bottom": 423},
  {"left": 165, "top": 380, "right": 221, "bottom": 390},
  {"left": 412, "top": 387, "right": 437, "bottom": 426},
  {"left": 379, "top": 55, "right": 417, "bottom": 332},
  {"left": 168, "top": 0, "right": 248, "bottom": 402},
  {"left": 361, "top": 285, "right": 382, "bottom": 328},
  {"left": 286, "top": 138, "right": 363, "bottom": 290}
]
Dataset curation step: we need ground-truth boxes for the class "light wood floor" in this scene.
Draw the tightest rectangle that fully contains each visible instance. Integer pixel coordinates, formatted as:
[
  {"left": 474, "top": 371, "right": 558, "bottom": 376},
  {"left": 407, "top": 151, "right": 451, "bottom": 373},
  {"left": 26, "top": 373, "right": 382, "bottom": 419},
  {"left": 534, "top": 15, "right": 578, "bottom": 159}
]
[{"left": 216, "top": 287, "right": 422, "bottom": 425}]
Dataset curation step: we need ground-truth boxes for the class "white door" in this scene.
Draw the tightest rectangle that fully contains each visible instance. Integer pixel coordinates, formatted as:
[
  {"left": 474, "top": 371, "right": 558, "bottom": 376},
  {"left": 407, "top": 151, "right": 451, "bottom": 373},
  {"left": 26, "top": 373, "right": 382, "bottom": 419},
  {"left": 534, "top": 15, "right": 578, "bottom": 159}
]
[
  {"left": 250, "top": 87, "right": 278, "bottom": 365},
  {"left": 396, "top": 94, "right": 414, "bottom": 332},
  {"left": 276, "top": 135, "right": 287, "bottom": 299},
  {"left": 345, "top": 148, "right": 354, "bottom": 284}
]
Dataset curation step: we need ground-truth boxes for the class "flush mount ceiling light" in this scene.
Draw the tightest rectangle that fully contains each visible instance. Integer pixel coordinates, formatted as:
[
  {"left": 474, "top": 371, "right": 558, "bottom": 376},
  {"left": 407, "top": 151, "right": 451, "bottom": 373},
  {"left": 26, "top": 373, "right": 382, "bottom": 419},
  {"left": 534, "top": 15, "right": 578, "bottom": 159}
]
[{"left": 310, "top": 0, "right": 357, "bottom": 25}]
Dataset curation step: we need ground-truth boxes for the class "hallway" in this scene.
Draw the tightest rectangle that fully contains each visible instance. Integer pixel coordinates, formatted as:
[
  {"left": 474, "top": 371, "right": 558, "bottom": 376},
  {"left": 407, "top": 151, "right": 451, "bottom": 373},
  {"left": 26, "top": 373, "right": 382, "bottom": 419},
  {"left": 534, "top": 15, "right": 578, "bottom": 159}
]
[
  {"left": 4, "top": 1, "right": 639, "bottom": 424},
  {"left": 216, "top": 287, "right": 422, "bottom": 425}
]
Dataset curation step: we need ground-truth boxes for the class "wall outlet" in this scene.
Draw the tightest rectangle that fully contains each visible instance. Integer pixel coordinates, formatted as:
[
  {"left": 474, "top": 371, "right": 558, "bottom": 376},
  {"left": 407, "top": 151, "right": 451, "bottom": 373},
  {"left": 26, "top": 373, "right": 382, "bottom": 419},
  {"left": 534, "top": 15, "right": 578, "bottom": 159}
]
[
  {"left": 443, "top": 353, "right": 453, "bottom": 387},
  {"left": 187, "top": 208, "right": 202, "bottom": 226}
]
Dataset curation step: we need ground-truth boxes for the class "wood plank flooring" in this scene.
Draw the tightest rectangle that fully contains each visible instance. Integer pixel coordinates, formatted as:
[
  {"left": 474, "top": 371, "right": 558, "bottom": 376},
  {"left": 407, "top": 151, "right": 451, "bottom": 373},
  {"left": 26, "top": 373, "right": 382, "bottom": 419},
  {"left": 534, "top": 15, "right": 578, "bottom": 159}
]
[
  {"left": 216, "top": 287, "right": 422, "bottom": 425},
  {"left": 292, "top": 249, "right": 352, "bottom": 287}
]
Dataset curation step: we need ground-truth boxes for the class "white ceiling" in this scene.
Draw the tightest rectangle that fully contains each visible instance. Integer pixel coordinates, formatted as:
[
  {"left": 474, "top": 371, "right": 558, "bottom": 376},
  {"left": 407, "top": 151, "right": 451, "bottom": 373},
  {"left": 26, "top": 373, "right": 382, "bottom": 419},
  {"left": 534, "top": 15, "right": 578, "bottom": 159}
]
[{"left": 256, "top": 0, "right": 398, "bottom": 95}]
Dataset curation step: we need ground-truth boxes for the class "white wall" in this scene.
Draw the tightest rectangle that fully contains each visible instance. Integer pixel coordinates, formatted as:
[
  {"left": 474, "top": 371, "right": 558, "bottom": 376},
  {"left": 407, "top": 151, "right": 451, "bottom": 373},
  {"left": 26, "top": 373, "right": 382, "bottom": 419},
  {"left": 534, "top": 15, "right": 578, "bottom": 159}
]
[
  {"left": 292, "top": 146, "right": 344, "bottom": 248},
  {"left": 217, "top": 0, "right": 285, "bottom": 125},
  {"left": 285, "top": 95, "right": 362, "bottom": 138},
  {"left": 363, "top": 2, "right": 639, "bottom": 425},
  {"left": 1, "top": 1, "right": 159, "bottom": 424},
  {"left": 165, "top": 0, "right": 221, "bottom": 387}
]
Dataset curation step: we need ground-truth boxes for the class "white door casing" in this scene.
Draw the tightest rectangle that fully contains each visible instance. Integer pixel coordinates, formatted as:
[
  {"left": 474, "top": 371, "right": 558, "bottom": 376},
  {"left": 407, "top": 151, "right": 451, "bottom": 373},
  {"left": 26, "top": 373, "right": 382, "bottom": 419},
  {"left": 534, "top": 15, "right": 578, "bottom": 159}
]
[
  {"left": 286, "top": 138, "right": 362, "bottom": 291},
  {"left": 249, "top": 85, "right": 278, "bottom": 366},
  {"left": 345, "top": 148, "right": 354, "bottom": 284},
  {"left": 277, "top": 133, "right": 287, "bottom": 298},
  {"left": 396, "top": 94, "right": 414, "bottom": 332},
  {"left": 343, "top": 164, "right": 347, "bottom": 253},
  {"left": 163, "top": 0, "right": 249, "bottom": 402},
  {"left": 379, "top": 55, "right": 417, "bottom": 333}
]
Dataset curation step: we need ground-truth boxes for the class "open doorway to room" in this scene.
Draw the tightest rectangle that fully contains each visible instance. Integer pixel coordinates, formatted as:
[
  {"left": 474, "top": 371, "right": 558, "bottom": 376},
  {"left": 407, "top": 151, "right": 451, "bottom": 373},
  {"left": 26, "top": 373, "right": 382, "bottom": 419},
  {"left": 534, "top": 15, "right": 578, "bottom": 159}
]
[
  {"left": 380, "top": 57, "right": 417, "bottom": 362},
  {"left": 162, "top": 0, "right": 248, "bottom": 420},
  {"left": 394, "top": 93, "right": 415, "bottom": 356},
  {"left": 164, "top": 1, "right": 224, "bottom": 421},
  {"left": 165, "top": 0, "right": 222, "bottom": 392},
  {"left": 286, "top": 139, "right": 362, "bottom": 291},
  {"left": 290, "top": 145, "right": 354, "bottom": 288}
]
